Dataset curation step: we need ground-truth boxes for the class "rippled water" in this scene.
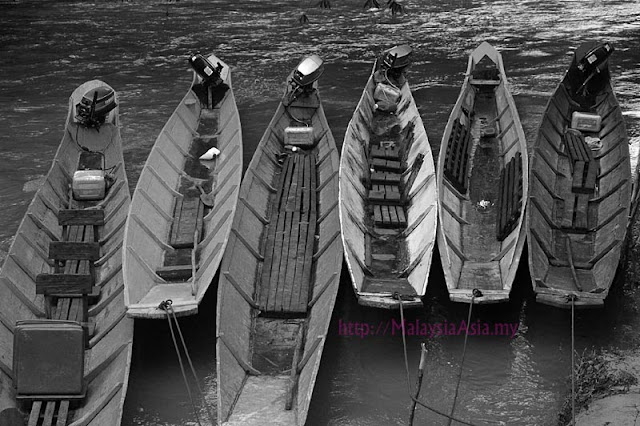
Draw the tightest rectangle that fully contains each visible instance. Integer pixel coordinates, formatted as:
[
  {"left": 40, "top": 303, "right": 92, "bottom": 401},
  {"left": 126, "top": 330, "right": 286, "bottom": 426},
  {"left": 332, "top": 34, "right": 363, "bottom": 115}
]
[{"left": 2, "top": 1, "right": 640, "bottom": 425}]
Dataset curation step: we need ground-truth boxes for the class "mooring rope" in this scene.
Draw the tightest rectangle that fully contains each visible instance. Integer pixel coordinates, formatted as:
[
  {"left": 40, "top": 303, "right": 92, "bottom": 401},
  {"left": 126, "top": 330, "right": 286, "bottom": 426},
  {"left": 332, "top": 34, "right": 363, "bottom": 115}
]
[
  {"left": 394, "top": 293, "right": 479, "bottom": 426},
  {"left": 447, "top": 289, "right": 482, "bottom": 426},
  {"left": 159, "top": 299, "right": 215, "bottom": 425},
  {"left": 570, "top": 294, "right": 577, "bottom": 426}
]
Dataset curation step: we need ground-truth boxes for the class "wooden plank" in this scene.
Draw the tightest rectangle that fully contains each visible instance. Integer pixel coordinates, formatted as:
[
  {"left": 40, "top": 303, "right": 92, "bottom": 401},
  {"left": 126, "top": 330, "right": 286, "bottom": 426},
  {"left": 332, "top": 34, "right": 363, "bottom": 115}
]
[
  {"left": 396, "top": 206, "right": 407, "bottom": 226},
  {"left": 292, "top": 155, "right": 313, "bottom": 310},
  {"left": 156, "top": 265, "right": 193, "bottom": 281},
  {"left": 28, "top": 401, "right": 42, "bottom": 426},
  {"left": 49, "top": 242, "right": 100, "bottom": 261},
  {"left": 389, "top": 205, "right": 399, "bottom": 226},
  {"left": 574, "top": 194, "right": 590, "bottom": 229},
  {"left": 496, "top": 163, "right": 508, "bottom": 238},
  {"left": 170, "top": 197, "right": 204, "bottom": 249},
  {"left": 583, "top": 161, "right": 598, "bottom": 192},
  {"left": 381, "top": 205, "right": 391, "bottom": 225},
  {"left": 42, "top": 401, "right": 56, "bottom": 426},
  {"left": 264, "top": 156, "right": 295, "bottom": 311},
  {"left": 58, "top": 209, "right": 105, "bottom": 226},
  {"left": 56, "top": 401, "right": 69, "bottom": 426},
  {"left": 169, "top": 197, "right": 184, "bottom": 246},
  {"left": 572, "top": 160, "right": 586, "bottom": 190},
  {"left": 36, "top": 274, "right": 93, "bottom": 295},
  {"left": 370, "top": 171, "right": 400, "bottom": 184},
  {"left": 258, "top": 155, "right": 292, "bottom": 309},
  {"left": 298, "top": 153, "right": 317, "bottom": 309},
  {"left": 280, "top": 154, "right": 304, "bottom": 312},
  {"left": 458, "top": 126, "right": 472, "bottom": 190},
  {"left": 373, "top": 205, "right": 383, "bottom": 225}
]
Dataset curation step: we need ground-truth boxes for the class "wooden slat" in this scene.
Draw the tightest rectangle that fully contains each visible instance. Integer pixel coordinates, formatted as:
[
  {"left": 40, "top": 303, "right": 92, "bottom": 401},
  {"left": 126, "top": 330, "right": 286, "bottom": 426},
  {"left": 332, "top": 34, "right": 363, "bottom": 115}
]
[
  {"left": 28, "top": 401, "right": 42, "bottom": 426},
  {"left": 58, "top": 209, "right": 105, "bottom": 226},
  {"left": 56, "top": 401, "right": 69, "bottom": 426},
  {"left": 36, "top": 274, "right": 93, "bottom": 295},
  {"left": 48, "top": 242, "right": 100, "bottom": 261},
  {"left": 42, "top": 401, "right": 56, "bottom": 426},
  {"left": 261, "top": 155, "right": 295, "bottom": 310}
]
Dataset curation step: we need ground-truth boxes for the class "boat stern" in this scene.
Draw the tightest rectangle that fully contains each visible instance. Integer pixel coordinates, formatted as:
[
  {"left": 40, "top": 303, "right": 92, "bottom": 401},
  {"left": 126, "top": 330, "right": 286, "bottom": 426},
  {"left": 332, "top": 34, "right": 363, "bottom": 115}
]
[
  {"left": 357, "top": 293, "right": 423, "bottom": 309},
  {"left": 447, "top": 289, "right": 511, "bottom": 305}
]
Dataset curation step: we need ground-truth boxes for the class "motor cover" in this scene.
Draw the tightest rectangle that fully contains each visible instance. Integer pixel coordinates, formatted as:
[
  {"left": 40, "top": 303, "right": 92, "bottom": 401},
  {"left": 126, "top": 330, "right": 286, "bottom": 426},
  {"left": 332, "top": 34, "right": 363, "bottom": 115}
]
[
  {"left": 292, "top": 55, "right": 324, "bottom": 87},
  {"left": 381, "top": 45, "right": 412, "bottom": 69},
  {"left": 189, "top": 54, "right": 222, "bottom": 84},
  {"left": 76, "top": 86, "right": 116, "bottom": 126}
]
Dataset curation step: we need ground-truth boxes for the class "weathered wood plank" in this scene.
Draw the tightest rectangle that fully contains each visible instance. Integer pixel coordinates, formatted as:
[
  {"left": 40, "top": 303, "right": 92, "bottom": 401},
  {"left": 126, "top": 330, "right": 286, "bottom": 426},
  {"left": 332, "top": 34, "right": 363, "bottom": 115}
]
[
  {"left": 49, "top": 242, "right": 100, "bottom": 261},
  {"left": 36, "top": 274, "right": 93, "bottom": 295},
  {"left": 58, "top": 209, "right": 105, "bottom": 226}
]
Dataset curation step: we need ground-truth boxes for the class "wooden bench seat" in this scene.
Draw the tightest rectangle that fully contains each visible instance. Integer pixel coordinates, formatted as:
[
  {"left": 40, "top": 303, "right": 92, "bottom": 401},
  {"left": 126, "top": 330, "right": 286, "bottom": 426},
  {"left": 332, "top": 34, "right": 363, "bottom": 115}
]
[
  {"left": 258, "top": 153, "right": 317, "bottom": 314},
  {"left": 368, "top": 184, "right": 401, "bottom": 204},
  {"left": 370, "top": 171, "right": 400, "bottom": 185},
  {"left": 371, "top": 158, "right": 401, "bottom": 172},
  {"left": 444, "top": 118, "right": 472, "bottom": 193},
  {"left": 169, "top": 196, "right": 204, "bottom": 249},
  {"left": 370, "top": 145, "right": 400, "bottom": 160},
  {"left": 496, "top": 152, "right": 523, "bottom": 240},
  {"left": 372, "top": 204, "right": 407, "bottom": 228}
]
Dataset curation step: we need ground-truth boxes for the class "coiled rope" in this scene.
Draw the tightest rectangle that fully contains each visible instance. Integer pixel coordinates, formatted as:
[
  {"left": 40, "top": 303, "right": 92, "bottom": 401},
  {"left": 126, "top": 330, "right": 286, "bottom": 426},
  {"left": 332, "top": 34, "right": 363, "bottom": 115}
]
[
  {"left": 159, "top": 300, "right": 215, "bottom": 425},
  {"left": 395, "top": 293, "right": 479, "bottom": 426}
]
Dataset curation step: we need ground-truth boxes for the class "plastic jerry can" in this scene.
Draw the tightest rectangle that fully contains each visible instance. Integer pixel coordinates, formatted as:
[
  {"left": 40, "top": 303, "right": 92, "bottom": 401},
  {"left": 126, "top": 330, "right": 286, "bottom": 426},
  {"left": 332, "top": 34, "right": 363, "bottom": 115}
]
[
  {"left": 72, "top": 169, "right": 106, "bottom": 200},
  {"left": 13, "top": 320, "right": 85, "bottom": 398},
  {"left": 571, "top": 112, "right": 602, "bottom": 133},
  {"left": 284, "top": 126, "right": 314, "bottom": 147}
]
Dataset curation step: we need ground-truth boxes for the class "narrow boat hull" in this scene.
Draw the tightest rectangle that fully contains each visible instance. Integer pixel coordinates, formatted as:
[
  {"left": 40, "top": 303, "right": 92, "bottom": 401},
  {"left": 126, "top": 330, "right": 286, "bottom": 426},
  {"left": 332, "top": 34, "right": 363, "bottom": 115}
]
[
  {"left": 339, "top": 46, "right": 437, "bottom": 309},
  {"left": 0, "top": 80, "right": 133, "bottom": 425},
  {"left": 527, "top": 42, "right": 630, "bottom": 309},
  {"left": 123, "top": 53, "right": 242, "bottom": 318},
  {"left": 436, "top": 42, "right": 529, "bottom": 305},
  {"left": 216, "top": 57, "right": 342, "bottom": 425}
]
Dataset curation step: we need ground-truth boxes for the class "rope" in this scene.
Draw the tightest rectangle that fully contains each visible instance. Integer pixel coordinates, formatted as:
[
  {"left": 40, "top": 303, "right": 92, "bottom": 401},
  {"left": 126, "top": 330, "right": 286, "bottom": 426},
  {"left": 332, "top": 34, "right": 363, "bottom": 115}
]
[
  {"left": 570, "top": 294, "right": 577, "bottom": 426},
  {"left": 447, "top": 289, "right": 481, "bottom": 426},
  {"left": 159, "top": 300, "right": 215, "bottom": 425},
  {"left": 394, "top": 293, "right": 479, "bottom": 426}
]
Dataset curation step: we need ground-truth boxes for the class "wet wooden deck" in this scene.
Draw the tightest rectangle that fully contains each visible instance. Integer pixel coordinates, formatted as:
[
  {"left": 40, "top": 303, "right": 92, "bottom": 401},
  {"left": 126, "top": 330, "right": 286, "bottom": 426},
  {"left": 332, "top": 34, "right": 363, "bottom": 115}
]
[{"left": 258, "top": 152, "right": 317, "bottom": 314}]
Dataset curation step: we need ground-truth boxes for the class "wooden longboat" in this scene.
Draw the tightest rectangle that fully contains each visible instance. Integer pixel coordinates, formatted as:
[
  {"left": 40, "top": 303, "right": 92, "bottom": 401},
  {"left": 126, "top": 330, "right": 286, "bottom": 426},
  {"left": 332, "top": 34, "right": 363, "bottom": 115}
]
[
  {"left": 436, "top": 42, "right": 528, "bottom": 304},
  {"left": 339, "top": 45, "right": 437, "bottom": 309},
  {"left": 527, "top": 41, "right": 631, "bottom": 308},
  {"left": 0, "top": 80, "right": 133, "bottom": 425},
  {"left": 122, "top": 53, "right": 242, "bottom": 318},
  {"left": 216, "top": 55, "right": 342, "bottom": 425}
]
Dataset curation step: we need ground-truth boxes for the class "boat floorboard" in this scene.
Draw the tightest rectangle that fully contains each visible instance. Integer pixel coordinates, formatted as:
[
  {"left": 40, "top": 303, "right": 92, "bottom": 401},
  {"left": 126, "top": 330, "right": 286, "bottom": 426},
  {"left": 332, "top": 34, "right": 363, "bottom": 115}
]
[
  {"left": 258, "top": 152, "right": 317, "bottom": 314},
  {"left": 225, "top": 376, "right": 295, "bottom": 426},
  {"left": 461, "top": 91, "right": 501, "bottom": 261}
]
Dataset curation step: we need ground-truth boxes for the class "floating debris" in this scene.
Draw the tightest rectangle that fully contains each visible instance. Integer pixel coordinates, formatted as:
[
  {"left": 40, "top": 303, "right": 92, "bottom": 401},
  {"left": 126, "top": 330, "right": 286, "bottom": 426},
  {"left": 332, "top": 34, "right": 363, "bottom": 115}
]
[
  {"left": 299, "top": 12, "right": 310, "bottom": 24},
  {"left": 363, "top": 0, "right": 380, "bottom": 8},
  {"left": 316, "top": 0, "right": 330, "bottom": 8}
]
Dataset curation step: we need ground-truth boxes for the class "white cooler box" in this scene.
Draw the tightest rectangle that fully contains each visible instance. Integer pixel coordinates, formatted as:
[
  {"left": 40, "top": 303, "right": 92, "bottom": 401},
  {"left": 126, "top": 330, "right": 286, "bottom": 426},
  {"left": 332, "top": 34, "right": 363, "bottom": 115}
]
[{"left": 284, "top": 126, "right": 314, "bottom": 147}]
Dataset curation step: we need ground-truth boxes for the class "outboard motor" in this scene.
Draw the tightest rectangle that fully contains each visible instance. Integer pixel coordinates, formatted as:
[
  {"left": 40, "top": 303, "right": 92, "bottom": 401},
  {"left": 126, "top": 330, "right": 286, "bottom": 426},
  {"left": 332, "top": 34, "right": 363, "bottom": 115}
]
[
  {"left": 189, "top": 54, "right": 223, "bottom": 86},
  {"left": 291, "top": 54, "right": 325, "bottom": 89},
  {"left": 381, "top": 44, "right": 412, "bottom": 71},
  {"left": 76, "top": 86, "right": 116, "bottom": 129},
  {"left": 576, "top": 42, "right": 613, "bottom": 75}
]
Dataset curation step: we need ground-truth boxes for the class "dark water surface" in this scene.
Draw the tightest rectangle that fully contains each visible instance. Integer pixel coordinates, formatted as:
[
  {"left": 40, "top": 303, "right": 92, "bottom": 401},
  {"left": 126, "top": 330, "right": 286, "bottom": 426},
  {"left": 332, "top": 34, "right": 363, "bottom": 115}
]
[{"left": 2, "top": 1, "right": 640, "bottom": 425}]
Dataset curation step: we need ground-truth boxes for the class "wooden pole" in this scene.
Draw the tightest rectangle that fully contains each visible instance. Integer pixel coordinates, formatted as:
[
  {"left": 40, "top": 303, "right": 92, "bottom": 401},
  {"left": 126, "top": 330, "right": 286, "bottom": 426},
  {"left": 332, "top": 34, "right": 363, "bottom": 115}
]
[{"left": 409, "top": 343, "right": 427, "bottom": 425}]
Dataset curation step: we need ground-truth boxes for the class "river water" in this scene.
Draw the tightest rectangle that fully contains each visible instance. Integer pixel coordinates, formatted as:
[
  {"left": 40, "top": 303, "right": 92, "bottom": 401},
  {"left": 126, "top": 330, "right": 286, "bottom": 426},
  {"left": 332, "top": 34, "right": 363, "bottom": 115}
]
[{"left": 1, "top": 1, "right": 640, "bottom": 425}]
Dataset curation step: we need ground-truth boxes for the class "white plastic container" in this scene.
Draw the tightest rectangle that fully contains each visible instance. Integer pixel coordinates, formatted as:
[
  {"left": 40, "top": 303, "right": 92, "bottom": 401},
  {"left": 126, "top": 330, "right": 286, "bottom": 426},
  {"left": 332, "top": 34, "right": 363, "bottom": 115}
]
[
  {"left": 571, "top": 112, "right": 602, "bottom": 133},
  {"left": 284, "top": 126, "right": 314, "bottom": 147},
  {"left": 72, "top": 170, "right": 106, "bottom": 200}
]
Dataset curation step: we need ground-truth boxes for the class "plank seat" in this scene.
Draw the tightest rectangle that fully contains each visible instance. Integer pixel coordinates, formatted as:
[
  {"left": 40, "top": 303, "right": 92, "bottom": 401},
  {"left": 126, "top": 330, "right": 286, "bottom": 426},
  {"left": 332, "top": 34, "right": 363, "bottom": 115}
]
[
  {"left": 370, "top": 171, "right": 400, "bottom": 185},
  {"left": 371, "top": 158, "right": 401, "bottom": 172},
  {"left": 58, "top": 209, "right": 105, "bottom": 227},
  {"left": 444, "top": 118, "right": 472, "bottom": 193},
  {"left": 368, "top": 184, "right": 401, "bottom": 204},
  {"left": 496, "top": 153, "right": 523, "bottom": 240},
  {"left": 370, "top": 145, "right": 400, "bottom": 160},
  {"left": 372, "top": 204, "right": 406, "bottom": 228},
  {"left": 564, "top": 129, "right": 597, "bottom": 194},
  {"left": 169, "top": 196, "right": 204, "bottom": 249},
  {"left": 258, "top": 153, "right": 317, "bottom": 314},
  {"left": 156, "top": 264, "right": 193, "bottom": 282}
]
